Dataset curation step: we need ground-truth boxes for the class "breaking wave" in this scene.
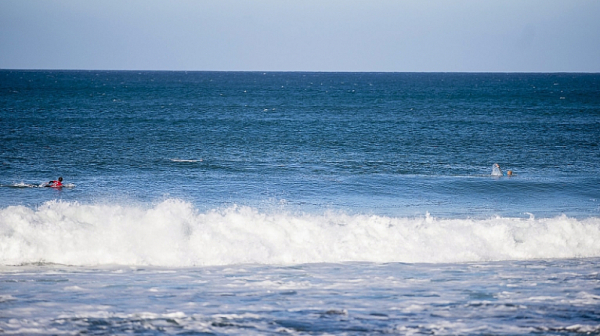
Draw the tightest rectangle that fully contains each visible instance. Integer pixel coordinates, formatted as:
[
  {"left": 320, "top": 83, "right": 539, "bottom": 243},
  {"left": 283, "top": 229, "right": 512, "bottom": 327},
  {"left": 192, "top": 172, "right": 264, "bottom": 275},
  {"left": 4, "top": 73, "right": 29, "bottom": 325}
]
[{"left": 1, "top": 199, "right": 599, "bottom": 266}]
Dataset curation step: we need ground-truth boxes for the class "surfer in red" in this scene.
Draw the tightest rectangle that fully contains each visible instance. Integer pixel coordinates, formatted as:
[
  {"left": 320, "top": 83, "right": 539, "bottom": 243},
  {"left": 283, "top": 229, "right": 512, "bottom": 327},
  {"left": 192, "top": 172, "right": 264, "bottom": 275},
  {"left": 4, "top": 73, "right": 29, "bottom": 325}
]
[{"left": 48, "top": 177, "right": 63, "bottom": 188}]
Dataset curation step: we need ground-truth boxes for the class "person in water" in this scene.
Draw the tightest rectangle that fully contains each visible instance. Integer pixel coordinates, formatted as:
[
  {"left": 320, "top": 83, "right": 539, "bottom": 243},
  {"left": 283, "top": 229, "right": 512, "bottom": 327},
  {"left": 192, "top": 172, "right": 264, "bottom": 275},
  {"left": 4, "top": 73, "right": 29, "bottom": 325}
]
[
  {"left": 491, "top": 163, "right": 503, "bottom": 176},
  {"left": 492, "top": 164, "right": 514, "bottom": 177},
  {"left": 48, "top": 177, "right": 63, "bottom": 187}
]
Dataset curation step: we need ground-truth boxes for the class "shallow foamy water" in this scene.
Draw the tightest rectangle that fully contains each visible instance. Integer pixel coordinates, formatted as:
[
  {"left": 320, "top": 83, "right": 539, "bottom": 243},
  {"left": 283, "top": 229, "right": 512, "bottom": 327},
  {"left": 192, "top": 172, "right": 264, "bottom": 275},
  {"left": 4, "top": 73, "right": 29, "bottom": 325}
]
[{"left": 1, "top": 260, "right": 599, "bottom": 335}]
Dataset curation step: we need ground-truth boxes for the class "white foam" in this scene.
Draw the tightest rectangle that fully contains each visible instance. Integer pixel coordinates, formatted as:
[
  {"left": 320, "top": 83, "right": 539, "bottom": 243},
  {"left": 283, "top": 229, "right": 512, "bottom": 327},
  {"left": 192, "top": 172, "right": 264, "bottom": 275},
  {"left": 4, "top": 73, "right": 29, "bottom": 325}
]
[
  {"left": 4, "top": 182, "right": 39, "bottom": 188},
  {"left": 1, "top": 200, "right": 599, "bottom": 266},
  {"left": 170, "top": 158, "right": 202, "bottom": 162},
  {"left": 2, "top": 182, "right": 75, "bottom": 188}
]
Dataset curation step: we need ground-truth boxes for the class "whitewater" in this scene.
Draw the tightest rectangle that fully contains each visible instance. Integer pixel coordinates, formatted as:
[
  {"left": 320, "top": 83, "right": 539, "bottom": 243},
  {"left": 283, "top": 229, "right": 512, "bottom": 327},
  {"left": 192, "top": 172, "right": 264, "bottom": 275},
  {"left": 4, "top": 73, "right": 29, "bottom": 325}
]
[{"left": 2, "top": 199, "right": 599, "bottom": 267}]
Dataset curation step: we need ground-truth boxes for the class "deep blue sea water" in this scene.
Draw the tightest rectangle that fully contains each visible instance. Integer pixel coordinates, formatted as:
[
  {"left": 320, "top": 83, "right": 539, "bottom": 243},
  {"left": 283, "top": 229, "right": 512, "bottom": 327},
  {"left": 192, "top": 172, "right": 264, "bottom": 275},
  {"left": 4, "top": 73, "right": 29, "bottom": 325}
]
[{"left": 1, "top": 71, "right": 599, "bottom": 335}]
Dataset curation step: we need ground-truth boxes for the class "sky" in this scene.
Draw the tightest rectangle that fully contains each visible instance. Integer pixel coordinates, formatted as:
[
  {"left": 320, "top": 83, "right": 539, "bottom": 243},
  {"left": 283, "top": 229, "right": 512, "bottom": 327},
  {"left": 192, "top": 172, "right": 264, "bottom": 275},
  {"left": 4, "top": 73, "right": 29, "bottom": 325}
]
[{"left": 1, "top": 0, "right": 599, "bottom": 72}]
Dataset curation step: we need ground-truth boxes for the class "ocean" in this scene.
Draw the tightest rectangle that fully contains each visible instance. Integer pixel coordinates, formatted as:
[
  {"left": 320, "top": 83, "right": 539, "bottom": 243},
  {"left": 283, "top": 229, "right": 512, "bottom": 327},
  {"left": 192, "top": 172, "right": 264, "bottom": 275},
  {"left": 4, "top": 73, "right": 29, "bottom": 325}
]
[{"left": 1, "top": 71, "right": 599, "bottom": 335}]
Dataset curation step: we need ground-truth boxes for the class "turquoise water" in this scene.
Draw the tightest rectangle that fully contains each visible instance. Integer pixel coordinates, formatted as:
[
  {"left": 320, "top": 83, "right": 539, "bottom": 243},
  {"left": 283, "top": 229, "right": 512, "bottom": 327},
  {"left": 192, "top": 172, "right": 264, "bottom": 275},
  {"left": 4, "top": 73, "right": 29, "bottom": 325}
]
[{"left": 1, "top": 71, "right": 600, "bottom": 334}]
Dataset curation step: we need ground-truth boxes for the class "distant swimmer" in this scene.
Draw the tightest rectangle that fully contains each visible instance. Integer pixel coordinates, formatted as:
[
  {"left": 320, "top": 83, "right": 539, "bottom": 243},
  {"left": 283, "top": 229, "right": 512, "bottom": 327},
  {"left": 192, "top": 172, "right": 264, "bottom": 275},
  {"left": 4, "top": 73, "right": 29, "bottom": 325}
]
[
  {"left": 491, "top": 163, "right": 502, "bottom": 176},
  {"left": 507, "top": 170, "right": 513, "bottom": 177},
  {"left": 46, "top": 177, "right": 63, "bottom": 188}
]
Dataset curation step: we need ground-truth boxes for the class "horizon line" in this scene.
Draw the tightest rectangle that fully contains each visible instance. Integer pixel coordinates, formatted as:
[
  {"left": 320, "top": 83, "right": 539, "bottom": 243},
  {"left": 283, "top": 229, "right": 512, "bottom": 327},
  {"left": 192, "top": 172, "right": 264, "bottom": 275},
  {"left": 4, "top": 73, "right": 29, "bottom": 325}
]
[{"left": 2, "top": 68, "right": 599, "bottom": 74}]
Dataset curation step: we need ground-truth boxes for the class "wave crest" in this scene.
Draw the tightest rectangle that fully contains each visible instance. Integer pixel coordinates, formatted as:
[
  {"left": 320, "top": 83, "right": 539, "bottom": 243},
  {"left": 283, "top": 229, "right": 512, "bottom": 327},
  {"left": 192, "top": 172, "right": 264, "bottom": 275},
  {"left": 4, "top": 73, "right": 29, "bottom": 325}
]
[{"left": 1, "top": 200, "right": 599, "bottom": 266}]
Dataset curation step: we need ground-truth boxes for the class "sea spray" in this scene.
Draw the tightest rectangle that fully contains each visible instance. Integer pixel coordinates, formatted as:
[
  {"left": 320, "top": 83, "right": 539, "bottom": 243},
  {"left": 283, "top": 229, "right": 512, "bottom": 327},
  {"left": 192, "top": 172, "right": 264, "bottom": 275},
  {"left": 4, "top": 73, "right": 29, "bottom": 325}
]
[{"left": 2, "top": 200, "right": 599, "bottom": 266}]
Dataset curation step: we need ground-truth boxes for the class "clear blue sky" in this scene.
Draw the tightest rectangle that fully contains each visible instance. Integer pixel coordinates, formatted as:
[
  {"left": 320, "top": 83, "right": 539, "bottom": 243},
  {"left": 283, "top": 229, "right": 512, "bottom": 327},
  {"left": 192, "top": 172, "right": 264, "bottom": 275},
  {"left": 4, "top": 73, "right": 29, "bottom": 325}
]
[{"left": 1, "top": 0, "right": 599, "bottom": 72}]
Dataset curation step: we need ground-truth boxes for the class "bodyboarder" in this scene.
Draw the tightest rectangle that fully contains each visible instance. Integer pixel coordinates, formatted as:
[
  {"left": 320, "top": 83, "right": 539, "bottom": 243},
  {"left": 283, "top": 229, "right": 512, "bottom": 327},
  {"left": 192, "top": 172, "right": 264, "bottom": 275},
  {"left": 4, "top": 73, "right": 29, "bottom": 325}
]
[{"left": 47, "top": 177, "right": 63, "bottom": 188}]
